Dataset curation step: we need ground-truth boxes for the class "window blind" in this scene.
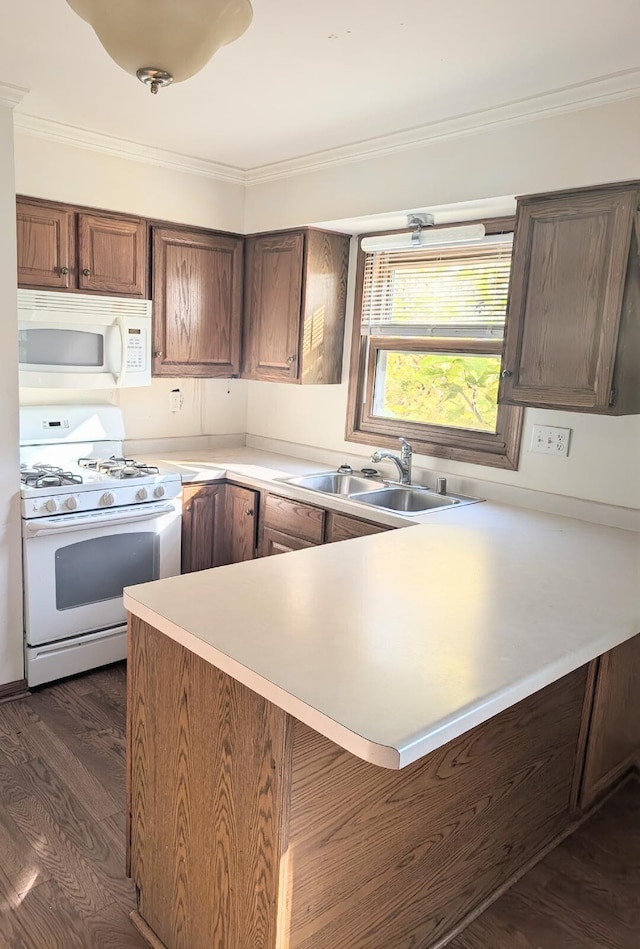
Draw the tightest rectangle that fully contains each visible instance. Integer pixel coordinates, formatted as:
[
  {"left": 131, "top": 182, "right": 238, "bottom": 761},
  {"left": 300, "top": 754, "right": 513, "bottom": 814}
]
[{"left": 361, "top": 234, "right": 513, "bottom": 339}]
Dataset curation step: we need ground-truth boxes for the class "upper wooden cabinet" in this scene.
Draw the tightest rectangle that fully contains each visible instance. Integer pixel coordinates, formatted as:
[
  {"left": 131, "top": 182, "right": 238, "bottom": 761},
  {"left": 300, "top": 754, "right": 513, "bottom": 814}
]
[
  {"left": 17, "top": 198, "right": 148, "bottom": 297},
  {"left": 152, "top": 227, "right": 243, "bottom": 378},
  {"left": 500, "top": 183, "right": 640, "bottom": 414},
  {"left": 242, "top": 228, "right": 350, "bottom": 384},
  {"left": 78, "top": 213, "right": 147, "bottom": 296},
  {"left": 16, "top": 201, "right": 76, "bottom": 290}
]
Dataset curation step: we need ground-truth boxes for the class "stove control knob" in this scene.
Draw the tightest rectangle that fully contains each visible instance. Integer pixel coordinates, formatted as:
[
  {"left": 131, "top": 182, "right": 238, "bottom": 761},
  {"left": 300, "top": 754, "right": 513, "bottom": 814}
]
[
  {"left": 136, "top": 488, "right": 148, "bottom": 502},
  {"left": 101, "top": 491, "right": 115, "bottom": 507},
  {"left": 45, "top": 498, "right": 58, "bottom": 513},
  {"left": 154, "top": 485, "right": 166, "bottom": 499},
  {"left": 65, "top": 496, "right": 78, "bottom": 511}
]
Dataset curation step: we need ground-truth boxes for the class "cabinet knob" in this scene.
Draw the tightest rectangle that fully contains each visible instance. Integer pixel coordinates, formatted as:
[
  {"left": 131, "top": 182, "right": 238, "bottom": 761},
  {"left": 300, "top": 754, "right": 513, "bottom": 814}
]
[
  {"left": 501, "top": 369, "right": 513, "bottom": 378},
  {"left": 245, "top": 509, "right": 254, "bottom": 516},
  {"left": 59, "top": 266, "right": 69, "bottom": 275},
  {"left": 153, "top": 351, "right": 163, "bottom": 358},
  {"left": 287, "top": 354, "right": 296, "bottom": 365},
  {"left": 82, "top": 268, "right": 92, "bottom": 277}
]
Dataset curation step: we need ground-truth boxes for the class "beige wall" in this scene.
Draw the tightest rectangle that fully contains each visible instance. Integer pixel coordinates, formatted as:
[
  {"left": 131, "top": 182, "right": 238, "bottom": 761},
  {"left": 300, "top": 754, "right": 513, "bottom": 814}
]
[
  {"left": 15, "top": 132, "right": 248, "bottom": 441},
  {"left": 0, "top": 105, "right": 25, "bottom": 685},
  {"left": 244, "top": 99, "right": 640, "bottom": 510}
]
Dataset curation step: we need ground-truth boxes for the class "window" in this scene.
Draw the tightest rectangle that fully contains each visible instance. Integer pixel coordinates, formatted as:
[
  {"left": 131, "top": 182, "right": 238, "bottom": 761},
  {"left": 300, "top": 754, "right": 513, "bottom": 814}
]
[{"left": 346, "top": 219, "right": 523, "bottom": 469}]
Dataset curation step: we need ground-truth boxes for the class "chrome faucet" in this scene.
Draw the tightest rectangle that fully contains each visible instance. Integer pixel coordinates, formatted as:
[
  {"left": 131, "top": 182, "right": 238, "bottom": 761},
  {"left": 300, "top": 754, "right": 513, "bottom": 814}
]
[{"left": 370, "top": 438, "right": 413, "bottom": 484}]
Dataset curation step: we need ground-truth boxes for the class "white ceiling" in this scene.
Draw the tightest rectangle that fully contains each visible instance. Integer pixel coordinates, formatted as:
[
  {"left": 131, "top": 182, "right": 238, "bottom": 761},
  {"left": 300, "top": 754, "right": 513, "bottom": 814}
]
[{"left": 2, "top": 0, "right": 639, "bottom": 172}]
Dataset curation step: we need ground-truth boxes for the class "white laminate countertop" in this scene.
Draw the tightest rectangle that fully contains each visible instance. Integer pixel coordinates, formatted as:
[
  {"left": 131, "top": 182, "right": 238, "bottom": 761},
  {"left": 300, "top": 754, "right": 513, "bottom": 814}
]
[{"left": 125, "top": 459, "right": 640, "bottom": 768}]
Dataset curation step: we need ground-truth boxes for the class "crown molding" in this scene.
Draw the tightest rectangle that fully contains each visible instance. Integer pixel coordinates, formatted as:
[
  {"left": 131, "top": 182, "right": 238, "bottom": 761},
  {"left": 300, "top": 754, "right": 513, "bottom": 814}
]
[
  {"left": 0, "top": 82, "right": 29, "bottom": 110},
  {"left": 13, "top": 113, "right": 245, "bottom": 184},
  {"left": 245, "top": 68, "right": 640, "bottom": 184},
  {"left": 10, "top": 68, "right": 640, "bottom": 187}
]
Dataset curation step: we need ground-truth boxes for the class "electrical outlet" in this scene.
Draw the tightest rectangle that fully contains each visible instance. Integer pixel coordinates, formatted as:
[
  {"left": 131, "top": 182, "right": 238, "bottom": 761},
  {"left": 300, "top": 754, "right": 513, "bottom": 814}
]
[
  {"left": 530, "top": 424, "right": 571, "bottom": 457},
  {"left": 169, "top": 388, "right": 183, "bottom": 414}
]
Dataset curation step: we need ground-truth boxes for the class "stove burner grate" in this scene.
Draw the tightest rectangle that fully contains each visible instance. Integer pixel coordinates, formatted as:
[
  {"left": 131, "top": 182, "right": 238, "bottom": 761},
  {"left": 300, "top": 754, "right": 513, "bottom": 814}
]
[
  {"left": 20, "top": 464, "right": 84, "bottom": 489},
  {"left": 77, "top": 456, "right": 160, "bottom": 478}
]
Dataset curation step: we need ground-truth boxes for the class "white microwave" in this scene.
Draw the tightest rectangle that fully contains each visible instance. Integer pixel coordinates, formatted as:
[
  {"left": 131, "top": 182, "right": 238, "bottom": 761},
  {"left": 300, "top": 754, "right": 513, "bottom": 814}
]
[{"left": 18, "top": 289, "right": 152, "bottom": 388}]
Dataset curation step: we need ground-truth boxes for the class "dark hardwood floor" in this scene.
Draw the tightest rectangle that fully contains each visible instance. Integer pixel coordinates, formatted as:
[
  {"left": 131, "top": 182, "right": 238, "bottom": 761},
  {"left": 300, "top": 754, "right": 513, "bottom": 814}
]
[
  {"left": 0, "top": 663, "right": 145, "bottom": 948},
  {"left": 0, "top": 664, "right": 637, "bottom": 948}
]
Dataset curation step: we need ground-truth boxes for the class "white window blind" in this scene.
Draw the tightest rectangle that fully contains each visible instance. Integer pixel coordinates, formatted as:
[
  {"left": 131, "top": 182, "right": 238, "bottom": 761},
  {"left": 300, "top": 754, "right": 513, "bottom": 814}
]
[{"left": 361, "top": 234, "right": 513, "bottom": 339}]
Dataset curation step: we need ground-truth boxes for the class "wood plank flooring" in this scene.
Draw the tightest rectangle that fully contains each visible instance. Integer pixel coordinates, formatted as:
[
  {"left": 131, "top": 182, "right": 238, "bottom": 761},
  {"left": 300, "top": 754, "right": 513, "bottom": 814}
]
[
  {"left": 0, "top": 664, "right": 637, "bottom": 948},
  {"left": 0, "top": 663, "right": 146, "bottom": 948}
]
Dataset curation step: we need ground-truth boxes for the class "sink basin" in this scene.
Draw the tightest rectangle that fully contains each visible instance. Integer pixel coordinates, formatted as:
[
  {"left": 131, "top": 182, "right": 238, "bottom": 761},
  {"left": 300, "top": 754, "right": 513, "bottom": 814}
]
[
  {"left": 279, "top": 472, "right": 383, "bottom": 496},
  {"left": 349, "top": 486, "right": 475, "bottom": 515}
]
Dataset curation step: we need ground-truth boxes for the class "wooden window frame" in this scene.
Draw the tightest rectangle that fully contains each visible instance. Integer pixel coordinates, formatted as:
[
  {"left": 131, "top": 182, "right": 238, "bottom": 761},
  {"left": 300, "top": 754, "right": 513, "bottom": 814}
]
[{"left": 345, "top": 217, "right": 524, "bottom": 470}]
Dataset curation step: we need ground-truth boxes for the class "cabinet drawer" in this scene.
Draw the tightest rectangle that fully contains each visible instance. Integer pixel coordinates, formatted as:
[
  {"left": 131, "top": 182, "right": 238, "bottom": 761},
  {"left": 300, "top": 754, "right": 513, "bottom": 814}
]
[
  {"left": 263, "top": 494, "right": 325, "bottom": 544},
  {"left": 325, "top": 512, "right": 390, "bottom": 544}
]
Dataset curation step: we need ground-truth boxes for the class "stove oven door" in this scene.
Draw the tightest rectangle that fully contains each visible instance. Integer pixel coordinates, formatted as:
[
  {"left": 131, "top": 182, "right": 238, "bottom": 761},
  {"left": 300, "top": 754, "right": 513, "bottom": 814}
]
[{"left": 22, "top": 501, "right": 181, "bottom": 646}]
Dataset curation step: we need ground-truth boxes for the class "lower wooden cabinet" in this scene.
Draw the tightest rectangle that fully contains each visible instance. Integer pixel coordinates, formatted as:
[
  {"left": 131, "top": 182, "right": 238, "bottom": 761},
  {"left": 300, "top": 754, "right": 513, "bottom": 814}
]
[
  {"left": 181, "top": 483, "right": 226, "bottom": 573},
  {"left": 325, "top": 511, "right": 390, "bottom": 543},
  {"left": 182, "top": 484, "right": 397, "bottom": 573},
  {"left": 225, "top": 484, "right": 259, "bottom": 564},
  {"left": 261, "top": 527, "right": 317, "bottom": 557}
]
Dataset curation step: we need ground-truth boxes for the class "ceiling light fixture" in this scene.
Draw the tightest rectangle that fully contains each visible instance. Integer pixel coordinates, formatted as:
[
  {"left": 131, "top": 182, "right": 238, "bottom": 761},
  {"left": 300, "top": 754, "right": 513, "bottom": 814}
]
[
  {"left": 360, "top": 215, "right": 487, "bottom": 253},
  {"left": 65, "top": 0, "right": 253, "bottom": 94}
]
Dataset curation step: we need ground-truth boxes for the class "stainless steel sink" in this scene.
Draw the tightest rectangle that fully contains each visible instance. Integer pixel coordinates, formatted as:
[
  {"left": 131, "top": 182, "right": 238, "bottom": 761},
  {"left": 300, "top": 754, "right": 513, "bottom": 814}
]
[
  {"left": 279, "top": 472, "right": 383, "bottom": 496},
  {"left": 348, "top": 485, "right": 477, "bottom": 515}
]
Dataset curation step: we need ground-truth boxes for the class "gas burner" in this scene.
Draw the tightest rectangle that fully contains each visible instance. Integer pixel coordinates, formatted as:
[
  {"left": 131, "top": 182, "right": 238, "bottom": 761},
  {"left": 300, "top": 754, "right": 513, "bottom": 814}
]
[
  {"left": 20, "top": 464, "right": 84, "bottom": 489},
  {"left": 77, "top": 456, "right": 160, "bottom": 479},
  {"left": 112, "top": 462, "right": 161, "bottom": 480}
]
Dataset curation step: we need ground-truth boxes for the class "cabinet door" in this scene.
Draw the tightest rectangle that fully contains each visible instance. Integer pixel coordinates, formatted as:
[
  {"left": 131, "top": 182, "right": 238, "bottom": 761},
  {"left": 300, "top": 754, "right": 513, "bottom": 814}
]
[
  {"left": 181, "top": 483, "right": 226, "bottom": 573},
  {"left": 500, "top": 188, "right": 636, "bottom": 411},
  {"left": 242, "top": 232, "right": 304, "bottom": 381},
  {"left": 260, "top": 527, "right": 316, "bottom": 557},
  {"left": 325, "top": 512, "right": 390, "bottom": 543},
  {"left": 153, "top": 227, "right": 243, "bottom": 377},
  {"left": 579, "top": 635, "right": 640, "bottom": 809},
  {"left": 78, "top": 213, "right": 147, "bottom": 296},
  {"left": 225, "top": 484, "right": 259, "bottom": 564},
  {"left": 17, "top": 201, "right": 76, "bottom": 289}
]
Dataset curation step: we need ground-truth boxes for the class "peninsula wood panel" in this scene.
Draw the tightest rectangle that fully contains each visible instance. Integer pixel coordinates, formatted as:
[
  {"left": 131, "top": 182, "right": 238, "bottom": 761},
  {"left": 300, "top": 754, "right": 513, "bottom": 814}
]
[
  {"left": 78, "top": 213, "right": 147, "bottom": 297},
  {"left": 579, "top": 633, "right": 640, "bottom": 808},
  {"left": 500, "top": 184, "right": 638, "bottom": 412},
  {"left": 128, "top": 618, "right": 292, "bottom": 949},
  {"left": 284, "top": 668, "right": 588, "bottom": 949},
  {"left": 17, "top": 200, "right": 76, "bottom": 289},
  {"left": 153, "top": 227, "right": 243, "bottom": 377},
  {"left": 127, "top": 621, "right": 598, "bottom": 949},
  {"left": 181, "top": 483, "right": 226, "bottom": 573}
]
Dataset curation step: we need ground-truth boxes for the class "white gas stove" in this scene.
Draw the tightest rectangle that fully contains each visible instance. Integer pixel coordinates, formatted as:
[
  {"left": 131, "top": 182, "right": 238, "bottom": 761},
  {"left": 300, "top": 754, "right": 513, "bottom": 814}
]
[{"left": 20, "top": 404, "right": 182, "bottom": 687}]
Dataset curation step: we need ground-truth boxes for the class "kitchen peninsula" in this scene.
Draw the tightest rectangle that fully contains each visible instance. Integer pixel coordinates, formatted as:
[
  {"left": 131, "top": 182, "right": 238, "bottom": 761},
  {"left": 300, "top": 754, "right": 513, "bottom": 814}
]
[{"left": 124, "top": 509, "right": 640, "bottom": 949}]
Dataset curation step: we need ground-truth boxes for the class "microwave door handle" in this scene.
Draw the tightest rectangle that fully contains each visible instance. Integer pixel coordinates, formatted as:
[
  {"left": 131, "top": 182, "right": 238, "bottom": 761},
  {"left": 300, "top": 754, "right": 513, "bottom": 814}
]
[
  {"left": 25, "top": 505, "right": 177, "bottom": 537},
  {"left": 114, "top": 317, "right": 128, "bottom": 388}
]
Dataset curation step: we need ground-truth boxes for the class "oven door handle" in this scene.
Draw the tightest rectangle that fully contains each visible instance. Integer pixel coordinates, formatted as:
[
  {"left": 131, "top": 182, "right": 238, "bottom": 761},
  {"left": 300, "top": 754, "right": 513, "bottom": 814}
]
[{"left": 24, "top": 504, "right": 178, "bottom": 537}]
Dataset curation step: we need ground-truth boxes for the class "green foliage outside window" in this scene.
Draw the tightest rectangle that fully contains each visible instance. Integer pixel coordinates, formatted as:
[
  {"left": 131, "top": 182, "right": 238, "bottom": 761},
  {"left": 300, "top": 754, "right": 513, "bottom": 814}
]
[{"left": 373, "top": 351, "right": 501, "bottom": 433}]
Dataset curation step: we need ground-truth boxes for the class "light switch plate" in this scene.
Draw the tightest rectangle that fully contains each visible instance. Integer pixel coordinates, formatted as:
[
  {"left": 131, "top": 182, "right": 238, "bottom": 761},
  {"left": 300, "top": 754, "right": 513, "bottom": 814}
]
[{"left": 530, "top": 425, "right": 571, "bottom": 457}]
